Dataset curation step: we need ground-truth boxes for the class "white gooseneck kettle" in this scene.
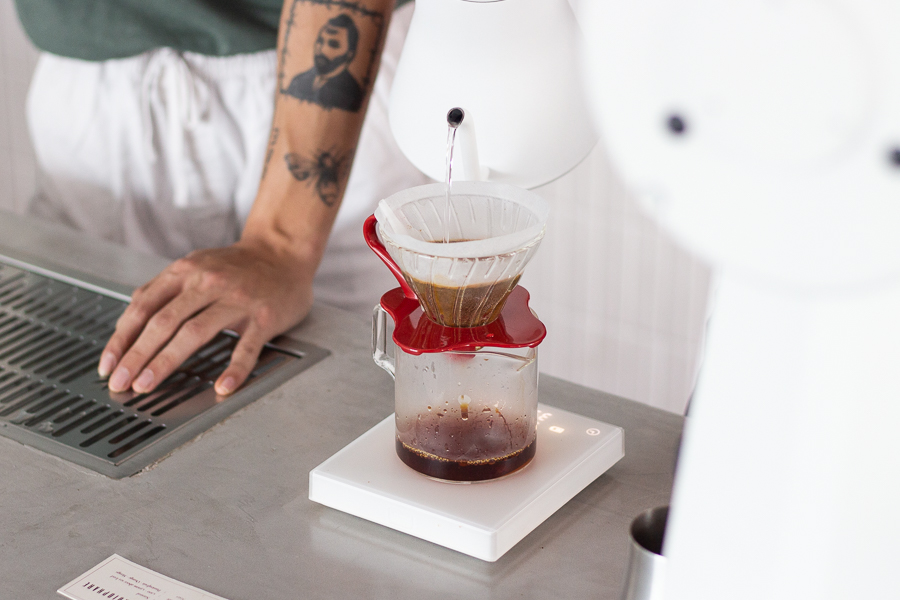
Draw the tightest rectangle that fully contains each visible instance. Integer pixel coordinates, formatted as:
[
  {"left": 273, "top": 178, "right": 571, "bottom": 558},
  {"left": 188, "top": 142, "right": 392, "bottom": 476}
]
[{"left": 389, "top": 0, "right": 597, "bottom": 188}]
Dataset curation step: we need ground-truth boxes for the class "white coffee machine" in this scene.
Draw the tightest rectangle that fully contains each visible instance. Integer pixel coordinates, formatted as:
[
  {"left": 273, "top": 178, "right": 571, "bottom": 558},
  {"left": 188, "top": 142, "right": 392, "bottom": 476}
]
[
  {"left": 390, "top": 0, "right": 900, "bottom": 596},
  {"left": 579, "top": 1, "right": 900, "bottom": 598}
]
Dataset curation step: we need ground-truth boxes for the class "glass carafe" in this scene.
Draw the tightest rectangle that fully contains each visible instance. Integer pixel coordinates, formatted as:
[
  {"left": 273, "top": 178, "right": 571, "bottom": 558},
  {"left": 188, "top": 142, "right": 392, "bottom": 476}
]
[{"left": 372, "top": 287, "right": 545, "bottom": 482}]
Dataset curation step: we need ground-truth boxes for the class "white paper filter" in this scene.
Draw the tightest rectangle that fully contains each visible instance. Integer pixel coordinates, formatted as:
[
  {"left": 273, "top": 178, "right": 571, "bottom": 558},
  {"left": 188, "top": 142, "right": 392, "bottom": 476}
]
[{"left": 375, "top": 181, "right": 549, "bottom": 288}]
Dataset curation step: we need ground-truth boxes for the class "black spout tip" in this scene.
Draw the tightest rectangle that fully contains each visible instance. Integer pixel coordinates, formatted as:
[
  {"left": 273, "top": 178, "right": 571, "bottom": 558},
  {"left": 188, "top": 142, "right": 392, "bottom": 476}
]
[{"left": 447, "top": 108, "right": 465, "bottom": 128}]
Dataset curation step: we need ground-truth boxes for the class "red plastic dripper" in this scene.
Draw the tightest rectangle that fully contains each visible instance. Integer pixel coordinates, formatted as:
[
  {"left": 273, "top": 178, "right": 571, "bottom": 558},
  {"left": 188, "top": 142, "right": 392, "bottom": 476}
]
[
  {"left": 364, "top": 214, "right": 417, "bottom": 300},
  {"left": 380, "top": 285, "right": 546, "bottom": 355}
]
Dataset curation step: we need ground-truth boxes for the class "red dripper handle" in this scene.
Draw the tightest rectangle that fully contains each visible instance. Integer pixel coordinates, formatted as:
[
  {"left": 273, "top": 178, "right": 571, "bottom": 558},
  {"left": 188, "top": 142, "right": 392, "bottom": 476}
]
[{"left": 364, "top": 214, "right": 417, "bottom": 300}]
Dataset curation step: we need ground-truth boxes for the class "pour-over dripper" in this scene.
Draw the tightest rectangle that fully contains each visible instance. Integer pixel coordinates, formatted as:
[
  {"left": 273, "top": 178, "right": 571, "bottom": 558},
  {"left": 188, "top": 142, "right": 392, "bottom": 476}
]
[{"left": 368, "top": 181, "right": 549, "bottom": 327}]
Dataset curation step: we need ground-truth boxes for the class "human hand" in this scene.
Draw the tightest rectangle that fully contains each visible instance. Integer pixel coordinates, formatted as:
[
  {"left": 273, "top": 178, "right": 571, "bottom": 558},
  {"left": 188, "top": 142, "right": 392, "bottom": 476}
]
[{"left": 98, "top": 239, "right": 315, "bottom": 396}]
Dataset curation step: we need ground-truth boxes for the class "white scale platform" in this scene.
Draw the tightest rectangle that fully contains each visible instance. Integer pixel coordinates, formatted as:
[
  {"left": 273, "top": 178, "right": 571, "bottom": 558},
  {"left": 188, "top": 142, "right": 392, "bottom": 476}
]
[{"left": 309, "top": 405, "right": 624, "bottom": 562}]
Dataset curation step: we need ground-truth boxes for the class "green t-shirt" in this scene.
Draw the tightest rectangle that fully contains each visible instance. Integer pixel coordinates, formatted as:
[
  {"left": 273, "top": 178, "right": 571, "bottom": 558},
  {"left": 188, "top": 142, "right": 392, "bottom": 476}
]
[{"left": 14, "top": 0, "right": 410, "bottom": 61}]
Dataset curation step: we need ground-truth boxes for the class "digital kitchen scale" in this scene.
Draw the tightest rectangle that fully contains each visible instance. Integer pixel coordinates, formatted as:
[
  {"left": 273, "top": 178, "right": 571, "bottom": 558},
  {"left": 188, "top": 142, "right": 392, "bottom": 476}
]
[{"left": 309, "top": 404, "right": 623, "bottom": 562}]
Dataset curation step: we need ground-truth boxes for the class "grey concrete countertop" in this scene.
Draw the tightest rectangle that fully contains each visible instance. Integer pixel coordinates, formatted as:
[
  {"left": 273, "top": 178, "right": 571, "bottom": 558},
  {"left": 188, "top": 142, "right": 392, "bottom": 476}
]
[{"left": 0, "top": 212, "right": 683, "bottom": 600}]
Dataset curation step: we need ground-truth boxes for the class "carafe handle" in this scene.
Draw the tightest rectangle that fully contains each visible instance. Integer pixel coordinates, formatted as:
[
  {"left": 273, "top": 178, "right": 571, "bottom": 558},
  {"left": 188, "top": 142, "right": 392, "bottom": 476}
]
[
  {"left": 372, "top": 304, "right": 396, "bottom": 379},
  {"left": 364, "top": 215, "right": 417, "bottom": 299}
]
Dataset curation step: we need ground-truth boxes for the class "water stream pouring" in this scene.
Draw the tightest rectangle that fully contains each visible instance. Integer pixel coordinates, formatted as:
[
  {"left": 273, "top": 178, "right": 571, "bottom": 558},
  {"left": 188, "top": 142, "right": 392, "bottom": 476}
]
[{"left": 443, "top": 108, "right": 464, "bottom": 244}]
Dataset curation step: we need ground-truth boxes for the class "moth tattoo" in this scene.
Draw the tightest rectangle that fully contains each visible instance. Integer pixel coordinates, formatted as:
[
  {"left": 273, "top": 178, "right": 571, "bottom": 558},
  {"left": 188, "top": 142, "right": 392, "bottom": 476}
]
[{"left": 285, "top": 151, "right": 349, "bottom": 206}]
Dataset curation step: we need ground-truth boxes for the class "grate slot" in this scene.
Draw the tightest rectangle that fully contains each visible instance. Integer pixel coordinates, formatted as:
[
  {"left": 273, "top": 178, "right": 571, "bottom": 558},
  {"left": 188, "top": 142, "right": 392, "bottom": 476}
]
[
  {"left": 0, "top": 272, "right": 26, "bottom": 293},
  {"left": 32, "top": 298, "right": 78, "bottom": 322},
  {"left": 0, "top": 378, "right": 40, "bottom": 404},
  {"left": 17, "top": 333, "right": 75, "bottom": 371},
  {"left": 249, "top": 354, "right": 286, "bottom": 379},
  {"left": 54, "top": 310, "right": 94, "bottom": 331},
  {"left": 196, "top": 361, "right": 229, "bottom": 381},
  {"left": 2, "top": 281, "right": 43, "bottom": 306},
  {"left": 47, "top": 297, "right": 104, "bottom": 327},
  {"left": 9, "top": 282, "right": 53, "bottom": 311},
  {"left": 184, "top": 343, "right": 233, "bottom": 372},
  {"left": 79, "top": 321, "right": 114, "bottom": 340},
  {"left": 24, "top": 394, "right": 82, "bottom": 427},
  {"left": 108, "top": 425, "right": 167, "bottom": 459},
  {"left": 178, "top": 336, "right": 233, "bottom": 369},
  {"left": 0, "top": 374, "right": 27, "bottom": 396},
  {"left": 123, "top": 374, "right": 183, "bottom": 408},
  {"left": 0, "top": 375, "right": 32, "bottom": 398},
  {"left": 60, "top": 306, "right": 108, "bottom": 335},
  {"left": 189, "top": 349, "right": 233, "bottom": 379},
  {"left": 0, "top": 328, "right": 57, "bottom": 363},
  {"left": 55, "top": 308, "right": 102, "bottom": 333},
  {"left": 0, "top": 321, "right": 25, "bottom": 342},
  {"left": 58, "top": 352, "right": 105, "bottom": 384},
  {"left": 0, "top": 325, "right": 44, "bottom": 353},
  {"left": 20, "top": 287, "right": 71, "bottom": 317},
  {"left": 24, "top": 388, "right": 69, "bottom": 415},
  {"left": 51, "top": 399, "right": 96, "bottom": 425},
  {"left": 0, "top": 384, "right": 56, "bottom": 417},
  {"left": 80, "top": 415, "right": 137, "bottom": 448},
  {"left": 45, "top": 346, "right": 102, "bottom": 382},
  {"left": 0, "top": 281, "right": 27, "bottom": 302},
  {"left": 0, "top": 314, "right": 17, "bottom": 331},
  {"left": 80, "top": 409, "right": 123, "bottom": 434},
  {"left": 109, "top": 419, "right": 152, "bottom": 445},
  {"left": 36, "top": 340, "right": 95, "bottom": 375},
  {"left": 130, "top": 375, "right": 191, "bottom": 412},
  {"left": 151, "top": 381, "right": 213, "bottom": 417},
  {"left": 53, "top": 405, "right": 108, "bottom": 437},
  {"left": 0, "top": 261, "right": 329, "bottom": 477},
  {"left": 0, "top": 321, "right": 38, "bottom": 348}
]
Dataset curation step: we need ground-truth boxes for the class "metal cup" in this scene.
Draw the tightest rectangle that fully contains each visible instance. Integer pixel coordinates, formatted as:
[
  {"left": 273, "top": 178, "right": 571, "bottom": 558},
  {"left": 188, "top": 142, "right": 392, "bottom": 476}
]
[{"left": 621, "top": 506, "right": 669, "bottom": 600}]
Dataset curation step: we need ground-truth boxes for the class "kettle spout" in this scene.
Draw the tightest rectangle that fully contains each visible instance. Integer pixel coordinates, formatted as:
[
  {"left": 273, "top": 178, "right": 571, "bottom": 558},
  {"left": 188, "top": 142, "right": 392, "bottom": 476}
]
[{"left": 447, "top": 107, "right": 489, "bottom": 182}]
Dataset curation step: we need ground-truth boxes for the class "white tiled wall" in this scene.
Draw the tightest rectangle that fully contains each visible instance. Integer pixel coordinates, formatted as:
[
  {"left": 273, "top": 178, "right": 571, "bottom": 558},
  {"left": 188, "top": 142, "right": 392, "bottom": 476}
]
[
  {"left": 0, "top": 0, "right": 710, "bottom": 414},
  {"left": 522, "top": 144, "right": 712, "bottom": 414},
  {"left": 0, "top": 0, "right": 38, "bottom": 214}
]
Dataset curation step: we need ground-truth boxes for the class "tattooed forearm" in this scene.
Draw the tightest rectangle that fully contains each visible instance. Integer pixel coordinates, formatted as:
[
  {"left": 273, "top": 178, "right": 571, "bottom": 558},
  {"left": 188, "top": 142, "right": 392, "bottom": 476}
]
[
  {"left": 261, "top": 127, "right": 281, "bottom": 180},
  {"left": 279, "top": 0, "right": 385, "bottom": 112},
  {"left": 293, "top": 0, "right": 384, "bottom": 19},
  {"left": 285, "top": 150, "right": 349, "bottom": 207},
  {"left": 277, "top": 8, "right": 297, "bottom": 91}
]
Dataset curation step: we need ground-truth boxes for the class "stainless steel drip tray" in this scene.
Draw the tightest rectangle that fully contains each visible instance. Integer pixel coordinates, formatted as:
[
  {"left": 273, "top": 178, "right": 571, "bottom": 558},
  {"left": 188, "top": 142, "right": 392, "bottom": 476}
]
[{"left": 0, "top": 256, "right": 329, "bottom": 478}]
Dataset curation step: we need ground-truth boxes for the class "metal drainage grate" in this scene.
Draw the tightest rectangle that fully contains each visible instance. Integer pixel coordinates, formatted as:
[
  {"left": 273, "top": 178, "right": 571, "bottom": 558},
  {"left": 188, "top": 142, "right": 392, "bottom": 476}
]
[{"left": 0, "top": 260, "right": 329, "bottom": 478}]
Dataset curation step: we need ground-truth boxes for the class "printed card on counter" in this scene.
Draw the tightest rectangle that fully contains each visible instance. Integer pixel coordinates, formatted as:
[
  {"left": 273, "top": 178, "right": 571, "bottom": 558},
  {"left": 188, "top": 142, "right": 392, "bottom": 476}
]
[{"left": 58, "top": 554, "right": 230, "bottom": 600}]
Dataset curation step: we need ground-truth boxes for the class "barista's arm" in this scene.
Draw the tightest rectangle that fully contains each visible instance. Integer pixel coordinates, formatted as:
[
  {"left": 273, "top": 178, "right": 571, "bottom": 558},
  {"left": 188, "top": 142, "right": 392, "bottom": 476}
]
[{"left": 99, "top": 0, "right": 396, "bottom": 395}]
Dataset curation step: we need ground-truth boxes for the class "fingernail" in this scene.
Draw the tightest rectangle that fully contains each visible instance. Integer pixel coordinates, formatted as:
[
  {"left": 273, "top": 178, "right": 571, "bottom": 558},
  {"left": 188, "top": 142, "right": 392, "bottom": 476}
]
[
  {"left": 133, "top": 369, "right": 155, "bottom": 392},
  {"left": 109, "top": 367, "right": 131, "bottom": 392},
  {"left": 98, "top": 352, "right": 117, "bottom": 378},
  {"left": 216, "top": 376, "right": 236, "bottom": 395}
]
